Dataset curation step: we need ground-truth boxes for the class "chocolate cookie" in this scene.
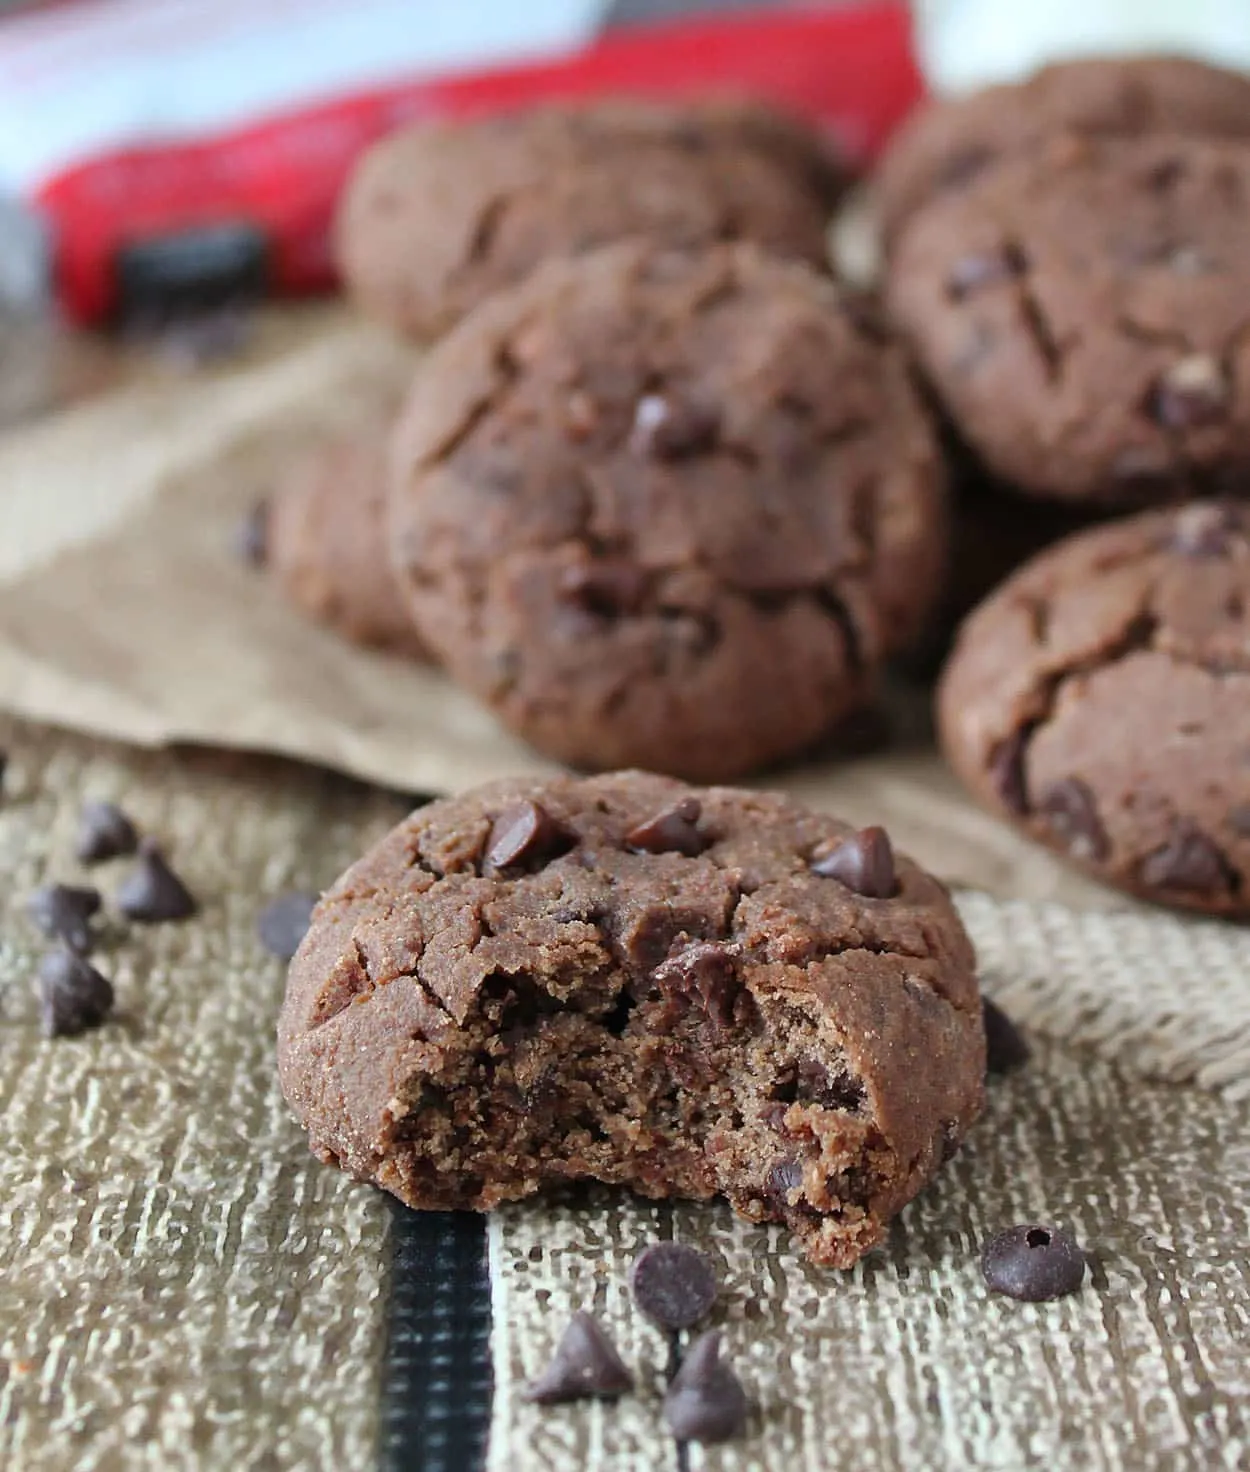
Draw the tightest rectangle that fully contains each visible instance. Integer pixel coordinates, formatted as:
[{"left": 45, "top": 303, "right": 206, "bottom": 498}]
[
  {"left": 336, "top": 97, "right": 846, "bottom": 340},
  {"left": 888, "top": 134, "right": 1250, "bottom": 506},
  {"left": 876, "top": 55, "right": 1250, "bottom": 245},
  {"left": 388, "top": 240, "right": 948, "bottom": 781},
  {"left": 268, "top": 424, "right": 427, "bottom": 658},
  {"left": 938, "top": 502, "right": 1250, "bottom": 916},
  {"left": 276, "top": 771, "right": 985, "bottom": 1268}
]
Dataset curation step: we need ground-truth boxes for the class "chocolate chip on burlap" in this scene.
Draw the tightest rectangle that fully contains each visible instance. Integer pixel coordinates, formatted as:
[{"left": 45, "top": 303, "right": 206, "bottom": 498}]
[
  {"left": 523, "top": 1312, "right": 633, "bottom": 1405},
  {"left": 981, "top": 1224, "right": 1086, "bottom": 1302},
  {"left": 257, "top": 891, "right": 319, "bottom": 962},
  {"left": 629, "top": 1243, "right": 718, "bottom": 1331},
  {"left": 116, "top": 840, "right": 197, "bottom": 922},
  {"left": 982, "top": 998, "right": 1030, "bottom": 1075},
  {"left": 27, "top": 883, "right": 102, "bottom": 954},
  {"left": 38, "top": 948, "right": 115, "bottom": 1038},
  {"left": 663, "top": 1331, "right": 748, "bottom": 1445},
  {"left": 75, "top": 800, "right": 139, "bottom": 864}
]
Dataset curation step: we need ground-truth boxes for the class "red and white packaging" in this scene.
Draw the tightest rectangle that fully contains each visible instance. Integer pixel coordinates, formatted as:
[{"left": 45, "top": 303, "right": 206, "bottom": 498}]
[{"left": 0, "top": 0, "right": 922, "bottom": 325}]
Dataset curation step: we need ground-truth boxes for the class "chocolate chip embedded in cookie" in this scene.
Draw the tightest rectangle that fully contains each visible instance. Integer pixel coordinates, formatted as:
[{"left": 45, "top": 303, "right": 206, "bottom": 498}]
[
  {"left": 938, "top": 502, "right": 1250, "bottom": 916},
  {"left": 336, "top": 97, "right": 846, "bottom": 341},
  {"left": 876, "top": 55, "right": 1250, "bottom": 245},
  {"left": 388, "top": 240, "right": 948, "bottom": 781},
  {"left": 887, "top": 135, "right": 1250, "bottom": 506},
  {"left": 268, "top": 424, "right": 428, "bottom": 660},
  {"left": 276, "top": 771, "right": 985, "bottom": 1270}
]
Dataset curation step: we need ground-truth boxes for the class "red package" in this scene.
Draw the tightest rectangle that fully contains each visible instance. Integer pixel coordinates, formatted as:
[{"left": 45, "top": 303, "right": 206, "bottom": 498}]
[{"left": 1, "top": 1, "right": 922, "bottom": 324}]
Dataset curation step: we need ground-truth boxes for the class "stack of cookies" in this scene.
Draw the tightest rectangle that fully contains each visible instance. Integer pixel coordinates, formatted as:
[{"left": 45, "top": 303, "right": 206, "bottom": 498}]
[
  {"left": 263, "top": 63, "right": 1250, "bottom": 919},
  {"left": 262, "top": 96, "right": 953, "bottom": 783},
  {"left": 879, "top": 55, "right": 1250, "bottom": 917}
]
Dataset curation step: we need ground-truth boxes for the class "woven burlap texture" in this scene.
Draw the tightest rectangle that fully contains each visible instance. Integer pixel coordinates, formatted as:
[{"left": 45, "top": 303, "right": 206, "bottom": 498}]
[
  {"left": 489, "top": 896, "right": 1250, "bottom": 1472},
  {"left": 0, "top": 720, "right": 404, "bottom": 1471}
]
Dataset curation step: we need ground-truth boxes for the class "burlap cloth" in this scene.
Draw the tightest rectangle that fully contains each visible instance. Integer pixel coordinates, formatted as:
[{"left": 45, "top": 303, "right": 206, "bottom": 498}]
[{"left": 2, "top": 714, "right": 1249, "bottom": 1470}]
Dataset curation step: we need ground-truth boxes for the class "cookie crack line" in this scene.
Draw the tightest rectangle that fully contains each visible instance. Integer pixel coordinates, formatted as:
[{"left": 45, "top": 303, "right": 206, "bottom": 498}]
[{"left": 992, "top": 573, "right": 1250, "bottom": 831}]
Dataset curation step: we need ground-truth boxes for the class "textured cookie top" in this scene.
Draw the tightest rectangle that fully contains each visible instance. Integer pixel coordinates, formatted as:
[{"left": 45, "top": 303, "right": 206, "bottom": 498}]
[
  {"left": 876, "top": 55, "right": 1250, "bottom": 244},
  {"left": 889, "top": 134, "right": 1250, "bottom": 505},
  {"left": 939, "top": 502, "right": 1250, "bottom": 912},
  {"left": 277, "top": 770, "right": 983, "bottom": 1264},
  {"left": 388, "top": 240, "right": 946, "bottom": 780},
  {"left": 336, "top": 97, "right": 846, "bottom": 340}
]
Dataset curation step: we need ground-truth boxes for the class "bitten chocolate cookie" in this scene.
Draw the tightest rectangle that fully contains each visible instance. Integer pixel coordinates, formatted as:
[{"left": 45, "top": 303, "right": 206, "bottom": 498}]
[
  {"left": 268, "top": 424, "right": 427, "bottom": 658},
  {"left": 888, "top": 135, "right": 1250, "bottom": 506},
  {"left": 336, "top": 97, "right": 846, "bottom": 340},
  {"left": 939, "top": 502, "right": 1250, "bottom": 916},
  {"left": 876, "top": 55, "right": 1250, "bottom": 245},
  {"left": 388, "top": 240, "right": 948, "bottom": 781},
  {"left": 276, "top": 771, "right": 985, "bottom": 1268}
]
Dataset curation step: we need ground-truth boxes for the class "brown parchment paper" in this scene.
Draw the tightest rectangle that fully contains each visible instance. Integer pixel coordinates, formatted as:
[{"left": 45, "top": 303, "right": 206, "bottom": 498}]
[{"left": 0, "top": 308, "right": 1131, "bottom": 910}]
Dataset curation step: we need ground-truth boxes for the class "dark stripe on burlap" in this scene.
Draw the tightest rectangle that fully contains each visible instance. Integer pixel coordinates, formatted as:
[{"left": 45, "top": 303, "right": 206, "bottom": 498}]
[{"left": 380, "top": 1209, "right": 493, "bottom": 1472}]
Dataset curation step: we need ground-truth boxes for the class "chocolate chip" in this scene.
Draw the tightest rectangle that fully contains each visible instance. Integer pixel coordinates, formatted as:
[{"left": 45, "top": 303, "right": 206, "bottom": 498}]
[
  {"left": 983, "top": 997, "right": 1030, "bottom": 1074},
  {"left": 234, "top": 500, "right": 269, "bottom": 568},
  {"left": 523, "top": 1311, "right": 633, "bottom": 1404},
  {"left": 75, "top": 800, "right": 139, "bottom": 864},
  {"left": 0, "top": 749, "right": 7, "bottom": 791},
  {"left": 1140, "top": 821, "right": 1234, "bottom": 894},
  {"left": 939, "top": 1119, "right": 962, "bottom": 1163},
  {"left": 630, "top": 1242, "right": 717, "bottom": 1330},
  {"left": 795, "top": 1058, "right": 865, "bottom": 1111},
  {"left": 629, "top": 393, "right": 719, "bottom": 459},
  {"left": 653, "top": 941, "right": 738, "bottom": 1027},
  {"left": 625, "top": 797, "right": 707, "bottom": 857},
  {"left": 484, "top": 801, "right": 572, "bottom": 872},
  {"left": 989, "top": 730, "right": 1030, "bottom": 816},
  {"left": 1150, "top": 354, "right": 1228, "bottom": 429},
  {"left": 764, "top": 1156, "right": 804, "bottom": 1203},
  {"left": 558, "top": 559, "right": 647, "bottom": 618},
  {"left": 257, "top": 890, "right": 319, "bottom": 961},
  {"left": 981, "top": 1224, "right": 1086, "bottom": 1301},
  {"left": 1171, "top": 502, "right": 1239, "bottom": 557},
  {"left": 116, "top": 840, "right": 197, "bottom": 922},
  {"left": 810, "top": 825, "right": 897, "bottom": 898},
  {"left": 1038, "top": 778, "right": 1110, "bottom": 862},
  {"left": 38, "top": 948, "right": 115, "bottom": 1038},
  {"left": 664, "top": 1331, "right": 747, "bottom": 1445},
  {"left": 27, "top": 884, "right": 102, "bottom": 954},
  {"left": 945, "top": 248, "right": 1022, "bottom": 301}
]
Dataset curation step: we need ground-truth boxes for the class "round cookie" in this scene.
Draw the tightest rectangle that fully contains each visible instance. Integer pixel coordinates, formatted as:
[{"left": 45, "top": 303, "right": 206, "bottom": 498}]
[
  {"left": 268, "top": 424, "right": 428, "bottom": 658},
  {"left": 938, "top": 501, "right": 1250, "bottom": 916},
  {"left": 876, "top": 55, "right": 1250, "bottom": 245},
  {"left": 387, "top": 240, "right": 949, "bottom": 781},
  {"left": 277, "top": 770, "right": 985, "bottom": 1268},
  {"left": 888, "top": 134, "right": 1250, "bottom": 506},
  {"left": 336, "top": 97, "right": 846, "bottom": 340}
]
